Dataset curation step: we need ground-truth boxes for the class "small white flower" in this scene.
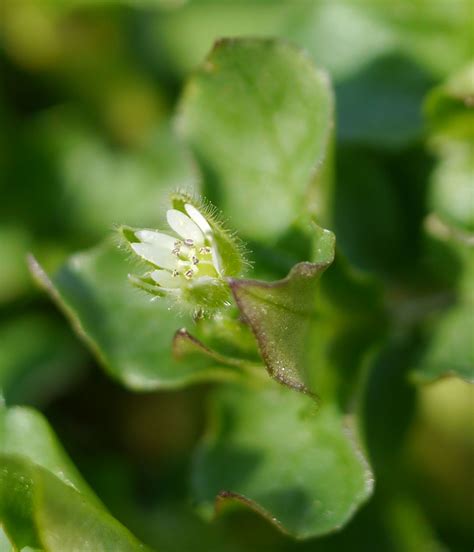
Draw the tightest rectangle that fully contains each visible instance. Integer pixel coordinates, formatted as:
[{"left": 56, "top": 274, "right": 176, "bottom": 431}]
[
  {"left": 120, "top": 193, "right": 247, "bottom": 314},
  {"left": 130, "top": 203, "right": 221, "bottom": 293}
]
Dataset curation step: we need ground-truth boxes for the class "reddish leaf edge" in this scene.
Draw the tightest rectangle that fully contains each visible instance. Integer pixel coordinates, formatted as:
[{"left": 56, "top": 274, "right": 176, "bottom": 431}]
[{"left": 228, "top": 261, "right": 333, "bottom": 397}]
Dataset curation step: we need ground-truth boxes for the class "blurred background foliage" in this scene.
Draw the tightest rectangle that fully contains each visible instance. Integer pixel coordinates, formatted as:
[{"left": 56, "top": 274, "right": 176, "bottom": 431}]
[{"left": 0, "top": 0, "right": 473, "bottom": 551}]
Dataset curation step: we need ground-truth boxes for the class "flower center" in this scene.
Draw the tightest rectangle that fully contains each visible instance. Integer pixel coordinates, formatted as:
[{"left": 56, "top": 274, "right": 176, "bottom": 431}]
[{"left": 171, "top": 239, "right": 217, "bottom": 280}]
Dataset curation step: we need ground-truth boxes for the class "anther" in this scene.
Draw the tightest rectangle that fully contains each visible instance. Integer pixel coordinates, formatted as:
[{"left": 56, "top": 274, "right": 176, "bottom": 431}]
[
  {"left": 199, "top": 246, "right": 211, "bottom": 254},
  {"left": 172, "top": 269, "right": 179, "bottom": 277},
  {"left": 172, "top": 247, "right": 180, "bottom": 256},
  {"left": 184, "top": 269, "right": 194, "bottom": 279},
  {"left": 192, "top": 256, "right": 199, "bottom": 265},
  {"left": 184, "top": 238, "right": 194, "bottom": 247}
]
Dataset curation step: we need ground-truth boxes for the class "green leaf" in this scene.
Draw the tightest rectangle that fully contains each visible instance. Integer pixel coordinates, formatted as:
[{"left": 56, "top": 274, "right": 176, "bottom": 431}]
[
  {"left": 410, "top": 225, "right": 474, "bottom": 383},
  {"left": 0, "top": 457, "right": 149, "bottom": 552},
  {"left": 413, "top": 244, "right": 474, "bottom": 384},
  {"left": 229, "top": 226, "right": 336, "bottom": 395},
  {"left": 29, "top": 243, "right": 240, "bottom": 391},
  {"left": 425, "top": 62, "right": 474, "bottom": 142},
  {"left": 35, "top": 465, "right": 148, "bottom": 552},
  {"left": 0, "top": 404, "right": 99, "bottom": 502},
  {"left": 229, "top": 224, "right": 385, "bottom": 398},
  {"left": 425, "top": 69, "right": 474, "bottom": 236},
  {"left": 230, "top": 262, "right": 332, "bottom": 395},
  {"left": 176, "top": 38, "right": 334, "bottom": 241},
  {"left": 411, "top": 64, "right": 474, "bottom": 383},
  {"left": 192, "top": 380, "right": 373, "bottom": 539},
  {"left": 425, "top": 64, "right": 474, "bottom": 235},
  {"left": 0, "top": 456, "right": 41, "bottom": 550},
  {"left": 414, "top": 303, "right": 474, "bottom": 383},
  {"left": 0, "top": 405, "right": 148, "bottom": 551},
  {"left": 429, "top": 141, "right": 474, "bottom": 235}
]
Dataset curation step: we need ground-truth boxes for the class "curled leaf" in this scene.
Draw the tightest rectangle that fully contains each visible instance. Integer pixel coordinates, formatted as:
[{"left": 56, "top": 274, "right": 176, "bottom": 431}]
[{"left": 229, "top": 226, "right": 335, "bottom": 395}]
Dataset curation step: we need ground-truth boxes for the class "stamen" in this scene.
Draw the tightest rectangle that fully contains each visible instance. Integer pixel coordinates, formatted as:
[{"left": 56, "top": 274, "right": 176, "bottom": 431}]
[
  {"left": 174, "top": 241, "right": 182, "bottom": 247},
  {"left": 184, "top": 269, "right": 194, "bottom": 279},
  {"left": 199, "top": 246, "right": 212, "bottom": 254},
  {"left": 172, "top": 247, "right": 180, "bottom": 256},
  {"left": 184, "top": 238, "right": 194, "bottom": 247},
  {"left": 172, "top": 269, "right": 179, "bottom": 277},
  {"left": 192, "top": 256, "right": 199, "bottom": 265}
]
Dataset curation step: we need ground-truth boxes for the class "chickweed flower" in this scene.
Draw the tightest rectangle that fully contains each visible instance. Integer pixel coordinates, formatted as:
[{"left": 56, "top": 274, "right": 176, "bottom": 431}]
[{"left": 118, "top": 193, "right": 247, "bottom": 315}]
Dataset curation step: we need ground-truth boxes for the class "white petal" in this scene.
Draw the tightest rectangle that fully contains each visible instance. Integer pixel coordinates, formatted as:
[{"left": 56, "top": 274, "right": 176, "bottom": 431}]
[
  {"left": 210, "top": 243, "right": 222, "bottom": 275},
  {"left": 135, "top": 230, "right": 176, "bottom": 249},
  {"left": 184, "top": 203, "right": 212, "bottom": 235},
  {"left": 131, "top": 243, "right": 176, "bottom": 269},
  {"left": 166, "top": 209, "right": 204, "bottom": 244},
  {"left": 183, "top": 204, "right": 221, "bottom": 273},
  {"left": 150, "top": 269, "right": 181, "bottom": 288}
]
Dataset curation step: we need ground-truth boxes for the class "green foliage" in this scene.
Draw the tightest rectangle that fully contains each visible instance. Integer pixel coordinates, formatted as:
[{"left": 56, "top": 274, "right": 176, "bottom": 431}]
[
  {"left": 176, "top": 38, "right": 333, "bottom": 240},
  {"left": 193, "top": 380, "right": 372, "bottom": 539},
  {"left": 1, "top": 2, "right": 473, "bottom": 551},
  {"left": 426, "top": 63, "right": 474, "bottom": 234},
  {"left": 28, "top": 245, "right": 240, "bottom": 390},
  {"left": 410, "top": 63, "right": 474, "bottom": 384},
  {"left": 412, "top": 238, "right": 474, "bottom": 384},
  {"left": 0, "top": 404, "right": 149, "bottom": 551},
  {"left": 229, "top": 226, "right": 335, "bottom": 395}
]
